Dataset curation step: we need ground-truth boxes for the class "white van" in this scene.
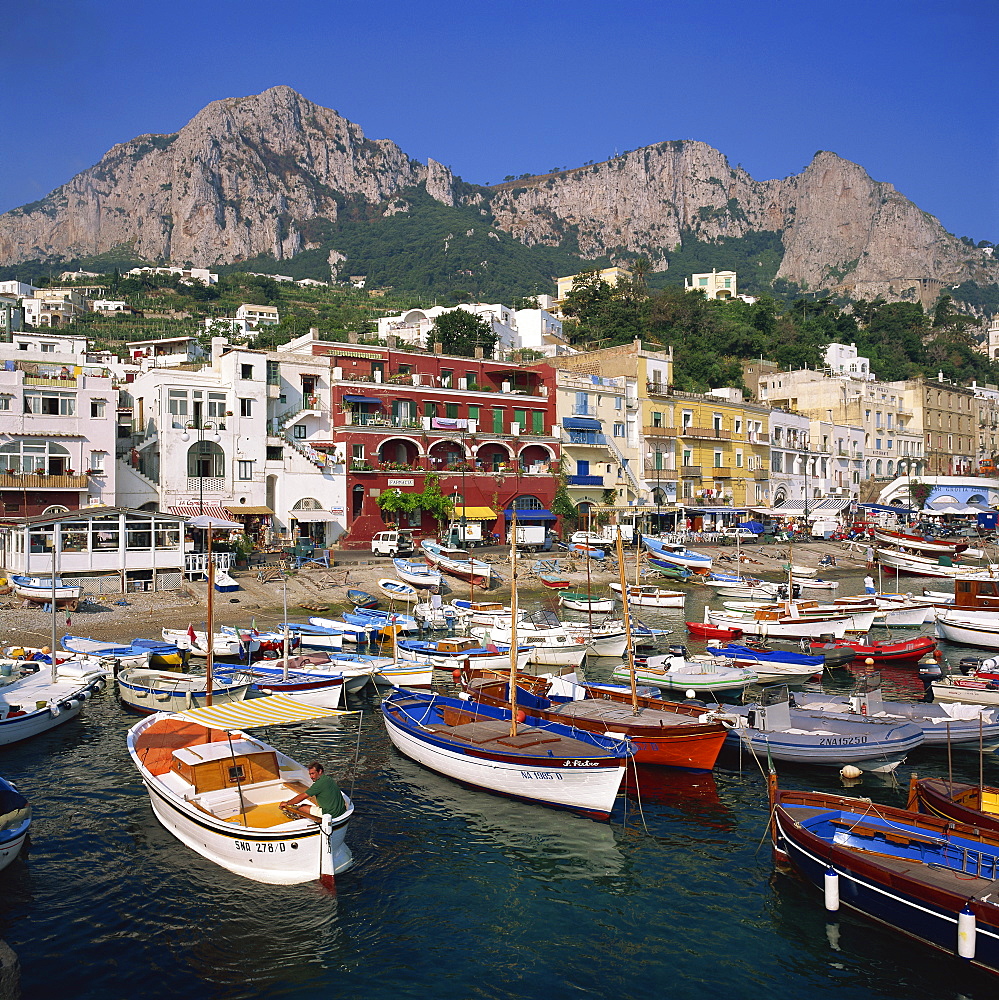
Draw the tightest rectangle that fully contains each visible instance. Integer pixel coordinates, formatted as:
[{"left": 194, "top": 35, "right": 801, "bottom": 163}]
[{"left": 371, "top": 530, "right": 415, "bottom": 556}]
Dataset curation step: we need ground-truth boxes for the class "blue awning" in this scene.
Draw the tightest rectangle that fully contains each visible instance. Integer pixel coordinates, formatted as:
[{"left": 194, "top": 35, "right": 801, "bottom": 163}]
[
  {"left": 562, "top": 417, "right": 601, "bottom": 430},
  {"left": 504, "top": 509, "right": 557, "bottom": 521},
  {"left": 343, "top": 394, "right": 383, "bottom": 405},
  {"left": 859, "top": 503, "right": 916, "bottom": 515}
]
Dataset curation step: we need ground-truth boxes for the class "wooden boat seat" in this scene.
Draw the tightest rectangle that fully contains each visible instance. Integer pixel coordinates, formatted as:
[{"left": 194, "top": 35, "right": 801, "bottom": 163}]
[
  {"left": 830, "top": 817, "right": 943, "bottom": 847},
  {"left": 134, "top": 721, "right": 232, "bottom": 776}
]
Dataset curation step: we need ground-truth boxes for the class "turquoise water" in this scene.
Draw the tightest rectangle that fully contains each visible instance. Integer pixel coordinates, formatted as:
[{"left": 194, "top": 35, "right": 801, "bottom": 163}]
[{"left": 1, "top": 571, "right": 997, "bottom": 999}]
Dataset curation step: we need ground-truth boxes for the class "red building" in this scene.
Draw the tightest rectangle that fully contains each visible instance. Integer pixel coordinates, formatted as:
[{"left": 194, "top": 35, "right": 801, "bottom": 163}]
[{"left": 305, "top": 342, "right": 560, "bottom": 548}]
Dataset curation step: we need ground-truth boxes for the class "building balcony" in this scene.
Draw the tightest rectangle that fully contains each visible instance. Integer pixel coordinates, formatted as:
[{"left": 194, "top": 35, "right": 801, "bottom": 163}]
[
  {"left": 645, "top": 381, "right": 669, "bottom": 397},
  {"left": 340, "top": 413, "right": 423, "bottom": 429},
  {"left": 644, "top": 464, "right": 679, "bottom": 479},
  {"left": 643, "top": 425, "right": 677, "bottom": 437},
  {"left": 681, "top": 466, "right": 702, "bottom": 478},
  {"left": 24, "top": 375, "right": 78, "bottom": 388},
  {"left": 0, "top": 473, "right": 90, "bottom": 489},
  {"left": 753, "top": 469, "right": 769, "bottom": 480},
  {"left": 566, "top": 432, "right": 607, "bottom": 447},
  {"left": 708, "top": 467, "right": 733, "bottom": 478},
  {"left": 680, "top": 426, "right": 732, "bottom": 440},
  {"left": 567, "top": 474, "right": 604, "bottom": 486}
]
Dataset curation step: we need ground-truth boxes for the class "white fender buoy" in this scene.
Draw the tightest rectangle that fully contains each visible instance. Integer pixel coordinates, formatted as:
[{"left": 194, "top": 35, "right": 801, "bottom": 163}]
[
  {"left": 824, "top": 866, "right": 840, "bottom": 912},
  {"left": 840, "top": 765, "right": 862, "bottom": 780},
  {"left": 958, "top": 904, "right": 976, "bottom": 959},
  {"left": 685, "top": 689, "right": 696, "bottom": 700},
  {"left": 48, "top": 702, "right": 61, "bottom": 718}
]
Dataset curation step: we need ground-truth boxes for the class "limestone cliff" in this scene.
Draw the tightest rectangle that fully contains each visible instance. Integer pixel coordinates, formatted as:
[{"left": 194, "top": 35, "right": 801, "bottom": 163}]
[{"left": 0, "top": 86, "right": 993, "bottom": 301}]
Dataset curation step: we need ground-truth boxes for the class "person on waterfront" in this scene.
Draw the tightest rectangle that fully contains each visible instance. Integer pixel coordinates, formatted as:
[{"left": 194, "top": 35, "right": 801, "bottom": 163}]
[
  {"left": 864, "top": 574, "right": 876, "bottom": 595},
  {"left": 281, "top": 762, "right": 346, "bottom": 821},
  {"left": 865, "top": 545, "right": 874, "bottom": 569}
]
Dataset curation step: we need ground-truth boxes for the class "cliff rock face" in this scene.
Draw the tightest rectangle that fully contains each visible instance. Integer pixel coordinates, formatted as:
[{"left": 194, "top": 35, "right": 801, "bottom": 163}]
[
  {"left": 0, "top": 86, "right": 436, "bottom": 264},
  {"left": 0, "top": 87, "right": 994, "bottom": 300}
]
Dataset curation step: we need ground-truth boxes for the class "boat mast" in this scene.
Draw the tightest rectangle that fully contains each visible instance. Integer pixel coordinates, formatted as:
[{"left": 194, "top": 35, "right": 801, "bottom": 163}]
[
  {"left": 206, "top": 525, "right": 215, "bottom": 707},
  {"left": 508, "top": 511, "right": 519, "bottom": 737},
  {"left": 50, "top": 532, "right": 58, "bottom": 684},
  {"left": 615, "top": 527, "right": 639, "bottom": 714},
  {"left": 281, "top": 572, "right": 290, "bottom": 683}
]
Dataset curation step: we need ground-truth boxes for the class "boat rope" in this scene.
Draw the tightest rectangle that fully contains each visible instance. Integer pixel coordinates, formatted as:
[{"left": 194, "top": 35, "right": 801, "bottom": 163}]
[
  {"left": 348, "top": 710, "right": 364, "bottom": 799},
  {"left": 625, "top": 751, "right": 649, "bottom": 835}
]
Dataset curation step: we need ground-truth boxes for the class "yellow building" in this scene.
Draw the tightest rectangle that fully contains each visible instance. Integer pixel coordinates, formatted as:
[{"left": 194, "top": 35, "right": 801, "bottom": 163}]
[{"left": 554, "top": 266, "right": 633, "bottom": 315}]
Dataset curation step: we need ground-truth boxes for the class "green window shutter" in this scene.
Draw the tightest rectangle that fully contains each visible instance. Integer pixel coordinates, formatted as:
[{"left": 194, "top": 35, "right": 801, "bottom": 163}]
[
  {"left": 532, "top": 410, "right": 544, "bottom": 434},
  {"left": 446, "top": 403, "right": 459, "bottom": 419},
  {"left": 424, "top": 401, "right": 436, "bottom": 418},
  {"left": 492, "top": 407, "right": 504, "bottom": 433},
  {"left": 468, "top": 405, "right": 479, "bottom": 422},
  {"left": 513, "top": 409, "right": 527, "bottom": 429}
]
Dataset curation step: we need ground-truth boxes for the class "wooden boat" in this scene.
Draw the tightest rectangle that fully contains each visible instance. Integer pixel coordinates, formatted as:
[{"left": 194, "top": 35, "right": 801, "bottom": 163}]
[
  {"left": 935, "top": 609, "right": 999, "bottom": 649},
  {"left": 807, "top": 634, "right": 936, "bottom": 663},
  {"left": 450, "top": 600, "right": 511, "bottom": 626},
  {"left": 420, "top": 540, "right": 492, "bottom": 586},
  {"left": 609, "top": 584, "right": 685, "bottom": 608},
  {"left": 770, "top": 776, "right": 999, "bottom": 974},
  {"left": 461, "top": 670, "right": 728, "bottom": 771},
  {"left": 61, "top": 634, "right": 184, "bottom": 669},
  {"left": 647, "top": 559, "right": 694, "bottom": 582},
  {"left": 395, "top": 637, "right": 531, "bottom": 671},
  {"left": 0, "top": 659, "right": 108, "bottom": 746},
  {"left": 380, "top": 688, "right": 629, "bottom": 818},
  {"left": 794, "top": 673, "right": 999, "bottom": 747},
  {"left": 214, "top": 667, "right": 345, "bottom": 709},
  {"left": 875, "top": 546, "right": 989, "bottom": 579},
  {"left": 719, "top": 686, "right": 924, "bottom": 771},
  {"left": 117, "top": 667, "right": 254, "bottom": 714},
  {"left": 347, "top": 588, "right": 380, "bottom": 609},
  {"left": 342, "top": 609, "right": 418, "bottom": 632},
  {"left": 908, "top": 774, "right": 999, "bottom": 834},
  {"left": 559, "top": 592, "right": 616, "bottom": 613},
  {"left": 686, "top": 622, "right": 743, "bottom": 641},
  {"left": 0, "top": 776, "right": 30, "bottom": 872},
  {"left": 377, "top": 578, "right": 418, "bottom": 602},
  {"left": 613, "top": 653, "right": 757, "bottom": 693},
  {"left": 392, "top": 557, "right": 442, "bottom": 589},
  {"left": 704, "top": 607, "right": 850, "bottom": 639},
  {"left": 162, "top": 628, "right": 262, "bottom": 658},
  {"left": 874, "top": 527, "right": 969, "bottom": 554},
  {"left": 213, "top": 569, "right": 239, "bottom": 593},
  {"left": 539, "top": 574, "right": 571, "bottom": 589},
  {"left": 10, "top": 575, "right": 81, "bottom": 606},
  {"left": 127, "top": 696, "right": 355, "bottom": 884}
]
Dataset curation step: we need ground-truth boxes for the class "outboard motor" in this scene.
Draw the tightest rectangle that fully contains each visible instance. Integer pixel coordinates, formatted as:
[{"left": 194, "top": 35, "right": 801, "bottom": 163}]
[
  {"left": 959, "top": 657, "right": 982, "bottom": 675},
  {"left": 668, "top": 644, "right": 688, "bottom": 658}
]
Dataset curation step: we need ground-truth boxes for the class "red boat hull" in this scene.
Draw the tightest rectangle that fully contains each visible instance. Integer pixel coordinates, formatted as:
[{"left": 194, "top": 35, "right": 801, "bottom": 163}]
[
  {"left": 686, "top": 622, "right": 743, "bottom": 641},
  {"left": 808, "top": 636, "right": 936, "bottom": 663}
]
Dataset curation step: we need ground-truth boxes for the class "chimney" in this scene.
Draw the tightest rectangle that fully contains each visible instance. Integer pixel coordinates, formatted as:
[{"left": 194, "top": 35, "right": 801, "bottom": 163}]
[
  {"left": 433, "top": 341, "right": 443, "bottom": 355},
  {"left": 474, "top": 347, "right": 483, "bottom": 359},
  {"left": 309, "top": 326, "right": 318, "bottom": 339},
  {"left": 387, "top": 335, "right": 397, "bottom": 349},
  {"left": 211, "top": 336, "right": 226, "bottom": 364},
  {"left": 347, "top": 331, "right": 358, "bottom": 344}
]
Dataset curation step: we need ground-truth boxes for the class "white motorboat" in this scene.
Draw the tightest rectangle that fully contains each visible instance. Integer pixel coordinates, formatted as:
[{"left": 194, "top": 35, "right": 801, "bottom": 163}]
[
  {"left": 469, "top": 623, "right": 588, "bottom": 667},
  {"left": 127, "top": 696, "right": 355, "bottom": 885},
  {"left": 117, "top": 667, "right": 254, "bottom": 714},
  {"left": 935, "top": 609, "right": 999, "bottom": 649},
  {"left": 0, "top": 777, "right": 30, "bottom": 872},
  {"left": 10, "top": 575, "right": 81, "bottom": 606},
  {"left": 395, "top": 637, "right": 531, "bottom": 672},
  {"left": 479, "top": 616, "right": 629, "bottom": 658},
  {"left": 392, "top": 558, "right": 443, "bottom": 589},
  {"left": 608, "top": 584, "right": 685, "bottom": 608},
  {"left": 705, "top": 607, "right": 849, "bottom": 640},
  {"left": 797, "top": 579, "right": 839, "bottom": 591},
  {"left": 0, "top": 658, "right": 108, "bottom": 746},
  {"left": 875, "top": 547, "right": 992, "bottom": 579},
  {"left": 612, "top": 653, "right": 757, "bottom": 693},
  {"left": 559, "top": 592, "right": 616, "bottom": 614},
  {"left": 377, "top": 578, "right": 418, "bottom": 602}
]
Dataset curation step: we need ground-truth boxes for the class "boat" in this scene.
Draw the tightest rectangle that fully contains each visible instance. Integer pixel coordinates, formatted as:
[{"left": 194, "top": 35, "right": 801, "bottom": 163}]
[
  {"left": 380, "top": 688, "right": 629, "bottom": 818},
  {"left": 0, "top": 777, "right": 30, "bottom": 872},
  {"left": 61, "top": 634, "right": 185, "bottom": 669},
  {"left": 412, "top": 600, "right": 462, "bottom": 629},
  {"left": 395, "top": 637, "right": 531, "bottom": 672},
  {"left": 127, "top": 695, "right": 356, "bottom": 885},
  {"left": 215, "top": 666, "right": 346, "bottom": 708},
  {"left": 162, "top": 628, "right": 262, "bottom": 658},
  {"left": 392, "top": 558, "right": 443, "bottom": 589},
  {"left": 342, "top": 609, "right": 418, "bottom": 632},
  {"left": 477, "top": 613, "right": 629, "bottom": 658},
  {"left": 647, "top": 559, "right": 694, "bottom": 582},
  {"left": 559, "top": 592, "right": 616, "bottom": 614},
  {"left": 608, "top": 584, "right": 685, "bottom": 608},
  {"left": 705, "top": 642, "right": 825, "bottom": 682},
  {"left": 450, "top": 599, "right": 512, "bottom": 626},
  {"left": 279, "top": 621, "right": 351, "bottom": 650},
  {"left": 612, "top": 652, "right": 757, "bottom": 693},
  {"left": 420, "top": 540, "right": 492, "bottom": 586},
  {"left": 931, "top": 665, "right": 999, "bottom": 705},
  {"left": 0, "top": 658, "right": 108, "bottom": 746},
  {"left": 377, "top": 578, "right": 418, "bottom": 602},
  {"left": 704, "top": 607, "right": 850, "bottom": 640},
  {"left": 793, "top": 672, "right": 999, "bottom": 747},
  {"left": 935, "top": 609, "right": 999, "bottom": 649},
  {"left": 239, "top": 652, "right": 389, "bottom": 693},
  {"left": 770, "top": 776, "right": 999, "bottom": 973},
  {"left": 686, "top": 622, "right": 743, "bottom": 641},
  {"left": 798, "top": 578, "right": 839, "bottom": 590},
  {"left": 560, "top": 542, "right": 607, "bottom": 558},
  {"left": 717, "top": 685, "right": 924, "bottom": 771},
  {"left": 117, "top": 666, "right": 255, "bottom": 714},
  {"left": 460, "top": 670, "right": 729, "bottom": 770},
  {"left": 875, "top": 546, "right": 990, "bottom": 579},
  {"left": 642, "top": 538, "right": 712, "bottom": 570},
  {"left": 10, "top": 575, "right": 81, "bottom": 606},
  {"left": 213, "top": 569, "right": 239, "bottom": 593},
  {"left": 346, "top": 588, "right": 380, "bottom": 609},
  {"left": 783, "top": 564, "right": 817, "bottom": 578},
  {"left": 807, "top": 634, "right": 936, "bottom": 664},
  {"left": 874, "top": 527, "right": 970, "bottom": 554},
  {"left": 539, "top": 574, "right": 571, "bottom": 590},
  {"left": 908, "top": 774, "right": 999, "bottom": 834}
]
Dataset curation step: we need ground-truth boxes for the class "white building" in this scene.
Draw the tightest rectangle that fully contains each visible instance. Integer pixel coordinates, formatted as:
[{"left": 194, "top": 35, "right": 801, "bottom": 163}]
[
  {"left": 205, "top": 317, "right": 254, "bottom": 338},
  {"left": 127, "top": 266, "right": 218, "bottom": 286},
  {"left": 0, "top": 281, "right": 36, "bottom": 300},
  {"left": 2, "top": 331, "right": 88, "bottom": 358},
  {"left": 767, "top": 409, "right": 811, "bottom": 507},
  {"left": 0, "top": 297, "right": 22, "bottom": 335},
  {"left": 684, "top": 269, "right": 756, "bottom": 304},
  {"left": 823, "top": 342, "right": 873, "bottom": 378},
  {"left": 92, "top": 299, "right": 137, "bottom": 316},
  {"left": 235, "top": 304, "right": 280, "bottom": 327},
  {"left": 126, "top": 336, "right": 207, "bottom": 368}
]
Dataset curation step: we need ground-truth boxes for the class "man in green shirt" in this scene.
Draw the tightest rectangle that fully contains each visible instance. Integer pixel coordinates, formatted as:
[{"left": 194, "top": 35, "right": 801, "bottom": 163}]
[{"left": 281, "top": 761, "right": 346, "bottom": 820}]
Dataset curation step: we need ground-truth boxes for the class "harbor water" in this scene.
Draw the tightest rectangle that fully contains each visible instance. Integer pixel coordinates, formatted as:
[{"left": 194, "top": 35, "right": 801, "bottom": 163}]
[{"left": 2, "top": 570, "right": 998, "bottom": 998}]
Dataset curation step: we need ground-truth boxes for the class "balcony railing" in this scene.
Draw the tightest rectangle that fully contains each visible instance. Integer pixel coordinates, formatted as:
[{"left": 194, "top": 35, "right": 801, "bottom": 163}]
[
  {"left": 708, "top": 467, "right": 733, "bottom": 478},
  {"left": 566, "top": 431, "right": 606, "bottom": 447},
  {"left": 644, "top": 463, "right": 679, "bottom": 478},
  {"left": 24, "top": 375, "right": 78, "bottom": 388},
  {"left": 0, "top": 472, "right": 89, "bottom": 489},
  {"left": 753, "top": 469, "right": 769, "bottom": 480},
  {"left": 643, "top": 425, "right": 677, "bottom": 437},
  {"left": 567, "top": 474, "right": 604, "bottom": 486},
  {"left": 342, "top": 413, "right": 423, "bottom": 428},
  {"left": 681, "top": 466, "right": 702, "bottom": 477},
  {"left": 681, "top": 426, "right": 732, "bottom": 440}
]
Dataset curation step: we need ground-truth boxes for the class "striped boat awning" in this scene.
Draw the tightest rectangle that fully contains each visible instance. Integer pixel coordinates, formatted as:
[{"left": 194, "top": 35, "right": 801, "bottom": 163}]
[
  {"left": 177, "top": 693, "right": 356, "bottom": 729},
  {"left": 168, "top": 504, "right": 240, "bottom": 523},
  {"left": 770, "top": 498, "right": 853, "bottom": 517}
]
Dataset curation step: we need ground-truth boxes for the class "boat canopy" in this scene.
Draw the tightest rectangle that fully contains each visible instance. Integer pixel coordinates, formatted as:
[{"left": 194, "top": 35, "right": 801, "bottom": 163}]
[{"left": 176, "top": 693, "right": 355, "bottom": 729}]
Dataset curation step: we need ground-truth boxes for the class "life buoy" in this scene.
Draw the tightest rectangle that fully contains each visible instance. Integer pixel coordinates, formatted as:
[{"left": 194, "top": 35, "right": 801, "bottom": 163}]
[{"left": 48, "top": 702, "right": 61, "bottom": 717}]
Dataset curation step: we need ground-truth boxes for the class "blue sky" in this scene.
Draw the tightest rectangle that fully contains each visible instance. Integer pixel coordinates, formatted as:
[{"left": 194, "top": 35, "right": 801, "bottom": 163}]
[{"left": 2, "top": 0, "right": 996, "bottom": 241}]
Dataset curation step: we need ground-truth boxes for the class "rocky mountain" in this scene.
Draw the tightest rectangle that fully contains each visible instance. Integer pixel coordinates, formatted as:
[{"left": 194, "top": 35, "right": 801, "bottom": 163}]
[{"left": 0, "top": 86, "right": 995, "bottom": 303}]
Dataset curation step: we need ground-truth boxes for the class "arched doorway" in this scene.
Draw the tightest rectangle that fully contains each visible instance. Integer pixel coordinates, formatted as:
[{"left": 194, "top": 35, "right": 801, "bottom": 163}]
[
  {"left": 351, "top": 484, "right": 365, "bottom": 519},
  {"left": 187, "top": 441, "right": 224, "bottom": 478},
  {"left": 291, "top": 497, "right": 328, "bottom": 546}
]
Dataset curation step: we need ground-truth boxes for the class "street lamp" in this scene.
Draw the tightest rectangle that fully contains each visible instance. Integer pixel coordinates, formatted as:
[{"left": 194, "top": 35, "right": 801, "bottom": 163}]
[{"left": 181, "top": 421, "right": 222, "bottom": 515}]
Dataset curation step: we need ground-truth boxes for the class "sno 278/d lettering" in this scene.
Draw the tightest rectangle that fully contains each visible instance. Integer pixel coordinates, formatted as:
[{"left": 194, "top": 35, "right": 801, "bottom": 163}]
[
  {"left": 234, "top": 841, "right": 290, "bottom": 852},
  {"left": 818, "top": 736, "right": 868, "bottom": 746}
]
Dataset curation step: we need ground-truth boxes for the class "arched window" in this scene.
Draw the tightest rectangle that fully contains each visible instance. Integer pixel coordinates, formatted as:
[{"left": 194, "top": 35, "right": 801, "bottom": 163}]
[
  {"left": 42, "top": 505, "right": 69, "bottom": 515},
  {"left": 292, "top": 498, "right": 323, "bottom": 510},
  {"left": 887, "top": 461, "right": 894, "bottom": 476},
  {"left": 876, "top": 460, "right": 883, "bottom": 476},
  {"left": 187, "top": 441, "right": 224, "bottom": 478},
  {"left": 512, "top": 495, "right": 543, "bottom": 510}
]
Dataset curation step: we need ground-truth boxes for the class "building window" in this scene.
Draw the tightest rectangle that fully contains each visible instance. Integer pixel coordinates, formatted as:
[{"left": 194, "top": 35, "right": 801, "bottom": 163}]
[
  {"left": 615, "top": 396, "right": 622, "bottom": 411},
  {"left": 532, "top": 411, "right": 544, "bottom": 435},
  {"left": 492, "top": 407, "right": 504, "bottom": 433},
  {"left": 266, "top": 446, "right": 283, "bottom": 461},
  {"left": 468, "top": 406, "right": 480, "bottom": 423},
  {"left": 89, "top": 451, "right": 105, "bottom": 472},
  {"left": 613, "top": 423, "right": 625, "bottom": 437},
  {"left": 208, "top": 393, "right": 226, "bottom": 418},
  {"left": 239, "top": 398, "right": 253, "bottom": 417},
  {"left": 24, "top": 391, "right": 75, "bottom": 416},
  {"left": 168, "top": 390, "right": 188, "bottom": 416},
  {"left": 714, "top": 451, "right": 723, "bottom": 468},
  {"left": 266, "top": 360, "right": 280, "bottom": 385},
  {"left": 440, "top": 369, "right": 453, "bottom": 388},
  {"left": 238, "top": 460, "right": 253, "bottom": 480},
  {"left": 91, "top": 399, "right": 106, "bottom": 418},
  {"left": 240, "top": 364, "right": 254, "bottom": 380},
  {"left": 0, "top": 397, "right": 10, "bottom": 411},
  {"left": 736, "top": 451, "right": 743, "bottom": 468},
  {"left": 293, "top": 424, "right": 306, "bottom": 440},
  {"left": 445, "top": 403, "right": 459, "bottom": 419},
  {"left": 682, "top": 449, "right": 692, "bottom": 466},
  {"left": 574, "top": 392, "right": 590, "bottom": 415},
  {"left": 464, "top": 371, "right": 476, "bottom": 389},
  {"left": 424, "top": 401, "right": 436, "bottom": 418}
]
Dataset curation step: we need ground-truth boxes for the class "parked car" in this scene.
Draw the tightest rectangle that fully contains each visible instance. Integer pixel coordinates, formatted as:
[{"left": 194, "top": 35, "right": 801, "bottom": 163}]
[
  {"left": 719, "top": 527, "right": 757, "bottom": 540},
  {"left": 370, "top": 530, "right": 415, "bottom": 557}
]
